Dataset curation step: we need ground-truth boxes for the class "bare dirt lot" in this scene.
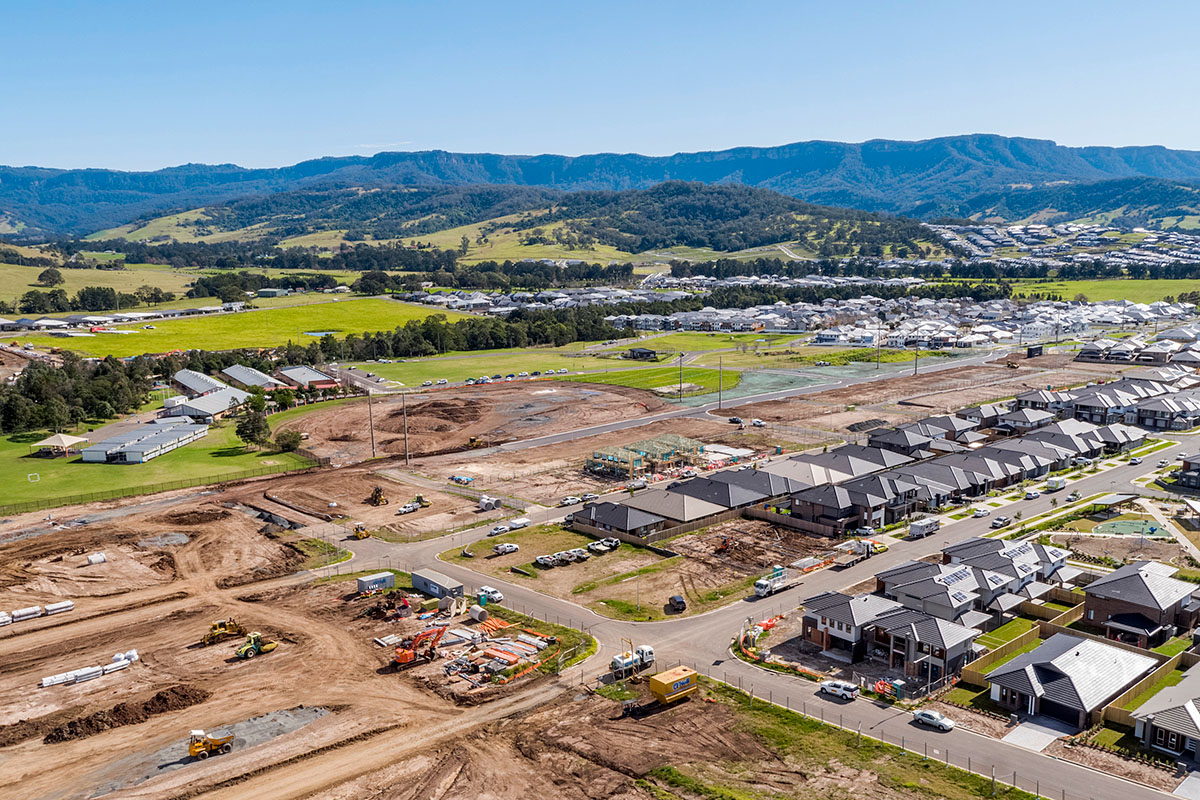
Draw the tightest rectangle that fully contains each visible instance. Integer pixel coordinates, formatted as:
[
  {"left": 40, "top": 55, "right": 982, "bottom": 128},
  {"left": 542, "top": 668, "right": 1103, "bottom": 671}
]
[
  {"left": 278, "top": 383, "right": 668, "bottom": 464},
  {"left": 409, "top": 416, "right": 820, "bottom": 504},
  {"left": 1049, "top": 532, "right": 1187, "bottom": 565}
]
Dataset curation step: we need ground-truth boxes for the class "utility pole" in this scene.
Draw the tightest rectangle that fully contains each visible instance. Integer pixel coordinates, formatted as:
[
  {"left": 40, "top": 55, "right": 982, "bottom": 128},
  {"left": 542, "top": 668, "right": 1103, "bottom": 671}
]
[
  {"left": 366, "top": 389, "right": 376, "bottom": 458},
  {"left": 718, "top": 354, "right": 723, "bottom": 410},
  {"left": 913, "top": 341, "right": 919, "bottom": 376},
  {"left": 678, "top": 352, "right": 684, "bottom": 403},
  {"left": 402, "top": 391, "right": 410, "bottom": 467}
]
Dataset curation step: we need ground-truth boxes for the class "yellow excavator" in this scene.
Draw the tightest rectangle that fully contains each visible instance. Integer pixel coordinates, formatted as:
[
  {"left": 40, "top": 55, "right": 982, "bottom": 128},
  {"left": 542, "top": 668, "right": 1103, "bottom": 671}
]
[
  {"left": 235, "top": 632, "right": 279, "bottom": 659},
  {"left": 188, "top": 730, "right": 235, "bottom": 760},
  {"left": 200, "top": 619, "right": 246, "bottom": 647}
]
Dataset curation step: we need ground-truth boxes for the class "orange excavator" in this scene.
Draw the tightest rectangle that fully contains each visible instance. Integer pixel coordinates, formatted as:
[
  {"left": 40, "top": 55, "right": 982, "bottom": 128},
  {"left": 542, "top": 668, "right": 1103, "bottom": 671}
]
[{"left": 394, "top": 625, "right": 448, "bottom": 668}]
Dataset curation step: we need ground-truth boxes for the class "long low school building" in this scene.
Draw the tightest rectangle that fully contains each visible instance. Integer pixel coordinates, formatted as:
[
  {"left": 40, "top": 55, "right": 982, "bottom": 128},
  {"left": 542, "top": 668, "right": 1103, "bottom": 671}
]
[{"left": 81, "top": 421, "right": 209, "bottom": 464}]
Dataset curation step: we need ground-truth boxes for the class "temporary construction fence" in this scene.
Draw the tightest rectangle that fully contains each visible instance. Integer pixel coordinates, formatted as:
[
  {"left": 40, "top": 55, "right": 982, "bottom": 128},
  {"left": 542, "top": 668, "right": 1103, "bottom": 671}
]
[{"left": 2, "top": 462, "right": 319, "bottom": 517}]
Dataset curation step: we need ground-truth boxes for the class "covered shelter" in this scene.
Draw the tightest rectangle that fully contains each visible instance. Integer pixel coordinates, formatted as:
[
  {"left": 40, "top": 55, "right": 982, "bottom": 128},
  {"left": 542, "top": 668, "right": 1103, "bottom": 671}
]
[{"left": 29, "top": 433, "right": 89, "bottom": 457}]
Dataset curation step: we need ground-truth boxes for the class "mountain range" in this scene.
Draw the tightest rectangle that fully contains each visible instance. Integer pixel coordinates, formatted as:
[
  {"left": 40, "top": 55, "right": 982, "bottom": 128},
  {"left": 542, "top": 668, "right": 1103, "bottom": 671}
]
[{"left": 5, "top": 134, "right": 1200, "bottom": 238}]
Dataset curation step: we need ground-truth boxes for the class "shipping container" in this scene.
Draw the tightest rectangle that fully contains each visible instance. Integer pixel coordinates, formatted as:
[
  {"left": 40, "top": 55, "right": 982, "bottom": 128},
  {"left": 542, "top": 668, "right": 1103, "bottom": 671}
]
[{"left": 355, "top": 572, "right": 395, "bottom": 593}]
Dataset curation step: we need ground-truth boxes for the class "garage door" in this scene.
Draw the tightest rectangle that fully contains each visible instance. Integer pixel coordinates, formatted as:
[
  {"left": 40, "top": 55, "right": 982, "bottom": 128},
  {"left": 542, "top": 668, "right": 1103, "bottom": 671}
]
[{"left": 1038, "top": 699, "right": 1081, "bottom": 728}]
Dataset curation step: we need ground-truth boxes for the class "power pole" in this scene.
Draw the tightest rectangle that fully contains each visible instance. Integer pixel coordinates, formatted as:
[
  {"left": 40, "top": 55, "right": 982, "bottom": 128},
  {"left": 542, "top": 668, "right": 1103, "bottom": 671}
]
[
  {"left": 678, "top": 352, "right": 684, "bottom": 403},
  {"left": 366, "top": 389, "right": 376, "bottom": 458},
  {"left": 402, "top": 391, "right": 410, "bottom": 467},
  {"left": 718, "top": 354, "right": 723, "bottom": 410},
  {"left": 912, "top": 342, "right": 919, "bottom": 376}
]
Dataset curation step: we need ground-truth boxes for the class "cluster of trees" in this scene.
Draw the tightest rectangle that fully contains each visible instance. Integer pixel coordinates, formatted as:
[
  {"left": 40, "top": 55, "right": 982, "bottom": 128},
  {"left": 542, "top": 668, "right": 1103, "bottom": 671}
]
[
  {"left": 188, "top": 271, "right": 341, "bottom": 301},
  {"left": 0, "top": 354, "right": 154, "bottom": 433},
  {"left": 351, "top": 260, "right": 634, "bottom": 293},
  {"left": 9, "top": 285, "right": 175, "bottom": 315}
]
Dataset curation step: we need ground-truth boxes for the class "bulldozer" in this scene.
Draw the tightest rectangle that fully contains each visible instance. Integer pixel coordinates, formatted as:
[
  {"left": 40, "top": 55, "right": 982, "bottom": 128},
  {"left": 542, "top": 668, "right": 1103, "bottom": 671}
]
[
  {"left": 394, "top": 625, "right": 447, "bottom": 668},
  {"left": 411, "top": 494, "right": 431, "bottom": 508},
  {"left": 467, "top": 437, "right": 486, "bottom": 449},
  {"left": 367, "top": 486, "right": 388, "bottom": 506},
  {"left": 1005, "top": 359, "right": 1019, "bottom": 369},
  {"left": 200, "top": 618, "right": 246, "bottom": 647},
  {"left": 188, "top": 730, "right": 234, "bottom": 760},
  {"left": 235, "top": 632, "right": 279, "bottom": 660}
]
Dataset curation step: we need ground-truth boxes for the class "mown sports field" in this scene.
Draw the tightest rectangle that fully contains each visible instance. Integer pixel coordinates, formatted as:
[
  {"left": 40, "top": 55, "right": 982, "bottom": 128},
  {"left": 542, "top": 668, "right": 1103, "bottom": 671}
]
[
  {"left": 555, "top": 365, "right": 740, "bottom": 395},
  {"left": 16, "top": 298, "right": 470, "bottom": 357}
]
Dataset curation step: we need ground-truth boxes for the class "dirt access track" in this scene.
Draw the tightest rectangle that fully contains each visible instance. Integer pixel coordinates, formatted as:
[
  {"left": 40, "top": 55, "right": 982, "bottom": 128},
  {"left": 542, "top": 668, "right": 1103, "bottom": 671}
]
[{"left": 278, "top": 382, "right": 667, "bottom": 464}]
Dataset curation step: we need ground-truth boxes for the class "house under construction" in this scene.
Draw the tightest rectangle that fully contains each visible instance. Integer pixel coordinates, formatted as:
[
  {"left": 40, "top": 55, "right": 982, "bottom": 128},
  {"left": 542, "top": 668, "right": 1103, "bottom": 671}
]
[{"left": 586, "top": 434, "right": 705, "bottom": 478}]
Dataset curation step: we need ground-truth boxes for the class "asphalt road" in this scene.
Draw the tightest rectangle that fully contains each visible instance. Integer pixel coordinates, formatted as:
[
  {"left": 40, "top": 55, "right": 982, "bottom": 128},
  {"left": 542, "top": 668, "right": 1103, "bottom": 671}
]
[{"left": 322, "top": 435, "right": 1193, "bottom": 800}]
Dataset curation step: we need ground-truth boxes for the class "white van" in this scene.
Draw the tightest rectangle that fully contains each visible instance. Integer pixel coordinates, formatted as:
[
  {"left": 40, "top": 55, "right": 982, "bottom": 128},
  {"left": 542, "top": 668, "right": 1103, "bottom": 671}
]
[{"left": 509, "top": 517, "right": 531, "bottom": 529}]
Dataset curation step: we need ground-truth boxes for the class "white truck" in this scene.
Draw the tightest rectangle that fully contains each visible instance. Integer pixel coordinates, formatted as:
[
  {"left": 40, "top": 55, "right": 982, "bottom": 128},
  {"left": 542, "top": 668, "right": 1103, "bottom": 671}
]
[
  {"left": 908, "top": 518, "right": 941, "bottom": 539},
  {"left": 753, "top": 566, "right": 798, "bottom": 597},
  {"left": 1045, "top": 477, "right": 1068, "bottom": 491},
  {"left": 610, "top": 644, "right": 655, "bottom": 676}
]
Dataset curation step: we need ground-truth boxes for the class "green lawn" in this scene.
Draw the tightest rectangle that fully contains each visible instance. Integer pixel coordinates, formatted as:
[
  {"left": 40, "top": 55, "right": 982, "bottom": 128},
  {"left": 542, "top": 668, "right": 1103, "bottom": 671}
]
[
  {"left": 1092, "top": 724, "right": 1143, "bottom": 750},
  {"left": 1123, "top": 668, "right": 1186, "bottom": 710},
  {"left": 942, "top": 682, "right": 1008, "bottom": 716},
  {"left": 20, "top": 298, "right": 469, "bottom": 357},
  {"left": 612, "top": 332, "right": 797, "bottom": 353},
  {"left": 555, "top": 366, "right": 740, "bottom": 396},
  {"left": 1152, "top": 636, "right": 1192, "bottom": 658},
  {"left": 981, "top": 637, "right": 1042, "bottom": 669},
  {"left": 2, "top": 421, "right": 312, "bottom": 513},
  {"left": 695, "top": 346, "right": 950, "bottom": 369},
  {"left": 975, "top": 618, "right": 1036, "bottom": 650}
]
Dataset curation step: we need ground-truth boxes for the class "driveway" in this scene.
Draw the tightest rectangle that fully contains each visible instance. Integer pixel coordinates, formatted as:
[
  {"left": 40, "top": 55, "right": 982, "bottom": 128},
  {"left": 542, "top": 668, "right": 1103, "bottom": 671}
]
[
  {"left": 1174, "top": 772, "right": 1200, "bottom": 800},
  {"left": 1001, "top": 716, "right": 1077, "bottom": 751}
]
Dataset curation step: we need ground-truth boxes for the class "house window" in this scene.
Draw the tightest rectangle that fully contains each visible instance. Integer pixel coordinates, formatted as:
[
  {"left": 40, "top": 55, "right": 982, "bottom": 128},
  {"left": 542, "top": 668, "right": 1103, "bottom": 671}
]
[
  {"left": 1155, "top": 728, "right": 1180, "bottom": 751},
  {"left": 1087, "top": 610, "right": 1094, "bottom": 620}
]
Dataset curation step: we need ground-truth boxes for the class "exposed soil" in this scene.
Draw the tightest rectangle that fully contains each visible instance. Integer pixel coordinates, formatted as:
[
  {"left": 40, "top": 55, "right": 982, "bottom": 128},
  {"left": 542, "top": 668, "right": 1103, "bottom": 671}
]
[
  {"left": 278, "top": 383, "right": 668, "bottom": 464},
  {"left": 43, "top": 684, "right": 211, "bottom": 743},
  {"left": 671, "top": 518, "right": 836, "bottom": 576},
  {"left": 1049, "top": 532, "right": 1187, "bottom": 565},
  {"left": 1045, "top": 739, "right": 1182, "bottom": 792}
]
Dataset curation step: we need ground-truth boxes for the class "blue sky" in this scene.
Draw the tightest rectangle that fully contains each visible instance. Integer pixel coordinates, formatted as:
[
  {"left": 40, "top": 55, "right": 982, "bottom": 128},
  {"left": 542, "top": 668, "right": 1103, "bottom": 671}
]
[{"left": 6, "top": 1, "right": 1200, "bottom": 170}]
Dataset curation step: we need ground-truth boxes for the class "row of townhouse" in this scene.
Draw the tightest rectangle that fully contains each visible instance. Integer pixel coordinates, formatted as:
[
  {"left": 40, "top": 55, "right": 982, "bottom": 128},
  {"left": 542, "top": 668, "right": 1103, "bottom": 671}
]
[{"left": 1015, "top": 366, "right": 1200, "bottom": 430}]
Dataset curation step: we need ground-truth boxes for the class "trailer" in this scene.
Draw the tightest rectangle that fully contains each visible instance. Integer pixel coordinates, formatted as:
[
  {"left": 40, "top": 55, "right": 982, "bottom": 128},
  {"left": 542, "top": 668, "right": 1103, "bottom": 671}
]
[
  {"left": 648, "top": 666, "right": 698, "bottom": 705},
  {"left": 908, "top": 518, "right": 941, "bottom": 539},
  {"left": 411, "top": 569, "right": 464, "bottom": 599}
]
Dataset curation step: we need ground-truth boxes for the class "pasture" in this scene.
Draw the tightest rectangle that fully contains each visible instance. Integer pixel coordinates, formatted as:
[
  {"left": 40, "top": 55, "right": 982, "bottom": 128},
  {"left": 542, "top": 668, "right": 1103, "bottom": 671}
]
[
  {"left": 556, "top": 365, "right": 740, "bottom": 396},
  {"left": 17, "top": 298, "right": 470, "bottom": 357}
]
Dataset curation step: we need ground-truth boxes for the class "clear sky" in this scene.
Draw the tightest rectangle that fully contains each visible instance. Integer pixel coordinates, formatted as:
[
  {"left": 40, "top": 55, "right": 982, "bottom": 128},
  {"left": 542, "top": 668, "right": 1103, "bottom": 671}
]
[{"left": 6, "top": 0, "right": 1200, "bottom": 171}]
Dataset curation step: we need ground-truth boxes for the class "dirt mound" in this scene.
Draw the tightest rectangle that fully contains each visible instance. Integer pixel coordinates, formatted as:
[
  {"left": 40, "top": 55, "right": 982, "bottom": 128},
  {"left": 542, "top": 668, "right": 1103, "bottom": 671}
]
[
  {"left": 42, "top": 685, "right": 211, "bottom": 744},
  {"left": 159, "top": 508, "right": 231, "bottom": 526},
  {"left": 380, "top": 398, "right": 483, "bottom": 433}
]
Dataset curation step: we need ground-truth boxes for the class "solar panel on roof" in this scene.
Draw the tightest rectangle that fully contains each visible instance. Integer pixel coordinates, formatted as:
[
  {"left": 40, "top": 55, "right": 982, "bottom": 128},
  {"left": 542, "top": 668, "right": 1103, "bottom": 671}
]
[{"left": 951, "top": 591, "right": 971, "bottom": 603}]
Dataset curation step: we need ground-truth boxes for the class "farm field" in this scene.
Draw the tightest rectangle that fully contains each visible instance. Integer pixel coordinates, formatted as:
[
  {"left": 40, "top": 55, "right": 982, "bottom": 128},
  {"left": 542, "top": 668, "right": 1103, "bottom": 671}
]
[
  {"left": 0, "top": 261, "right": 196, "bottom": 299},
  {"left": 614, "top": 331, "right": 799, "bottom": 353},
  {"left": 2, "top": 422, "right": 313, "bottom": 511},
  {"left": 17, "top": 298, "right": 470, "bottom": 357},
  {"left": 695, "top": 346, "right": 950, "bottom": 369},
  {"left": 1004, "top": 278, "right": 1195, "bottom": 304},
  {"left": 345, "top": 349, "right": 606, "bottom": 386},
  {"left": 555, "top": 366, "right": 740, "bottom": 395}
]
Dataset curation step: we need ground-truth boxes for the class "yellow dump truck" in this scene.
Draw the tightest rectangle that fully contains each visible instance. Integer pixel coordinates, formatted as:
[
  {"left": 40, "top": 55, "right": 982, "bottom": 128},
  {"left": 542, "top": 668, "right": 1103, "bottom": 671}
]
[{"left": 648, "top": 666, "right": 698, "bottom": 705}]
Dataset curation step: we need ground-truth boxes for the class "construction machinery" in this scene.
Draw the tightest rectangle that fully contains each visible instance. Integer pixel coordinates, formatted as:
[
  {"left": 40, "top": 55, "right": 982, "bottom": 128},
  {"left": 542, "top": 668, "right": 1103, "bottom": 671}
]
[
  {"left": 411, "top": 494, "right": 431, "bottom": 508},
  {"left": 467, "top": 436, "right": 487, "bottom": 448},
  {"left": 367, "top": 486, "right": 388, "bottom": 506},
  {"left": 200, "top": 618, "right": 246, "bottom": 647},
  {"left": 1005, "top": 359, "right": 1018, "bottom": 369},
  {"left": 352, "top": 523, "right": 371, "bottom": 539},
  {"left": 394, "top": 625, "right": 448, "bottom": 668},
  {"left": 235, "top": 632, "right": 279, "bottom": 660},
  {"left": 188, "top": 730, "right": 235, "bottom": 760}
]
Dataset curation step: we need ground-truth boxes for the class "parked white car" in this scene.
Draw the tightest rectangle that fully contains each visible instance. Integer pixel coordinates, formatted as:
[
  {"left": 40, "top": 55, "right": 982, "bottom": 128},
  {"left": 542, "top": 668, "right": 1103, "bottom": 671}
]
[
  {"left": 478, "top": 585, "right": 504, "bottom": 603},
  {"left": 436, "top": 378, "right": 448, "bottom": 385},
  {"left": 819, "top": 680, "right": 859, "bottom": 700},
  {"left": 600, "top": 537, "right": 621, "bottom": 549},
  {"left": 560, "top": 496, "right": 582, "bottom": 506},
  {"left": 912, "top": 709, "right": 955, "bottom": 731},
  {"left": 492, "top": 542, "right": 520, "bottom": 555},
  {"left": 581, "top": 493, "right": 600, "bottom": 502},
  {"left": 1024, "top": 490, "right": 1040, "bottom": 500},
  {"left": 535, "top": 555, "right": 557, "bottom": 568},
  {"left": 488, "top": 524, "right": 511, "bottom": 536},
  {"left": 395, "top": 502, "right": 420, "bottom": 515},
  {"left": 973, "top": 508, "right": 990, "bottom": 518},
  {"left": 568, "top": 547, "right": 591, "bottom": 561}
]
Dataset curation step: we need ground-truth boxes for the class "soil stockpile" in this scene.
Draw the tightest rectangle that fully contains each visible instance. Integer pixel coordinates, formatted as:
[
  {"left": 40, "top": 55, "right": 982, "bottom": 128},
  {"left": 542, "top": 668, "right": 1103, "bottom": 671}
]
[{"left": 43, "top": 685, "right": 211, "bottom": 744}]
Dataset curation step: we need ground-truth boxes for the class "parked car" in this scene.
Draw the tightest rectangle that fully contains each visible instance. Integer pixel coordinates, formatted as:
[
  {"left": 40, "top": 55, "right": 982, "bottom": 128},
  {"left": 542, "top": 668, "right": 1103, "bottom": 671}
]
[
  {"left": 912, "top": 709, "right": 955, "bottom": 731},
  {"left": 517, "top": 371, "right": 529, "bottom": 377},
  {"left": 560, "top": 495, "right": 582, "bottom": 506},
  {"left": 436, "top": 378, "right": 448, "bottom": 385},
  {"left": 554, "top": 550, "right": 576, "bottom": 563},
  {"left": 1024, "top": 490, "right": 1040, "bottom": 500},
  {"left": 531, "top": 371, "right": 541, "bottom": 376},
  {"left": 492, "top": 543, "right": 519, "bottom": 555},
  {"left": 668, "top": 595, "right": 687, "bottom": 613},
  {"left": 492, "top": 374, "right": 502, "bottom": 380},
  {"left": 973, "top": 508, "right": 991, "bottom": 518},
  {"left": 1072, "top": 457, "right": 1093, "bottom": 466},
  {"left": 601, "top": 537, "right": 621, "bottom": 549},
  {"left": 535, "top": 555, "right": 557, "bottom": 568},
  {"left": 478, "top": 585, "right": 504, "bottom": 603},
  {"left": 1158, "top": 459, "right": 1170, "bottom": 467},
  {"left": 488, "top": 524, "right": 511, "bottom": 536},
  {"left": 819, "top": 680, "right": 859, "bottom": 700},
  {"left": 581, "top": 493, "right": 600, "bottom": 502},
  {"left": 504, "top": 376, "right": 513, "bottom": 382},
  {"left": 395, "top": 502, "right": 420, "bottom": 515},
  {"left": 465, "top": 378, "right": 476, "bottom": 385},
  {"left": 627, "top": 478, "right": 647, "bottom": 490},
  {"left": 506, "top": 373, "right": 516, "bottom": 379},
  {"left": 568, "top": 547, "right": 590, "bottom": 561},
  {"left": 421, "top": 380, "right": 433, "bottom": 386},
  {"left": 990, "top": 516, "right": 1011, "bottom": 528},
  {"left": 728, "top": 417, "right": 743, "bottom": 424},
  {"left": 1067, "top": 491, "right": 1081, "bottom": 502},
  {"left": 1178, "top": 453, "right": 1189, "bottom": 460},
  {"left": 556, "top": 368, "right": 569, "bottom": 374},
  {"left": 1129, "top": 456, "right": 1142, "bottom": 465},
  {"left": 751, "top": 418, "right": 766, "bottom": 427}
]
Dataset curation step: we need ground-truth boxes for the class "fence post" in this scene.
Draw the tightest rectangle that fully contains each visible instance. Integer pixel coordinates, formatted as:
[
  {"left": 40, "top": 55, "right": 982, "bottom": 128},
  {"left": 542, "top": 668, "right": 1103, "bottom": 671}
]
[
  {"left": 991, "top": 766, "right": 996, "bottom": 796},
  {"left": 857, "top": 722, "right": 862, "bottom": 747}
]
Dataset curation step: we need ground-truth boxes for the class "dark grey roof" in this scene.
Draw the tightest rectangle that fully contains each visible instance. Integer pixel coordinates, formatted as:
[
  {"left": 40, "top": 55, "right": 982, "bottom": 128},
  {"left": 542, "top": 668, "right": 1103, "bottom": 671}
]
[
  {"left": 576, "top": 501, "right": 664, "bottom": 532},
  {"left": 666, "top": 477, "right": 766, "bottom": 508},
  {"left": 943, "top": 537, "right": 1003, "bottom": 561},
  {"left": 987, "top": 633, "right": 1157, "bottom": 713},
  {"left": 873, "top": 608, "right": 979, "bottom": 650},
  {"left": 1132, "top": 664, "right": 1200, "bottom": 738},
  {"left": 823, "top": 444, "right": 915, "bottom": 469},
  {"left": 1086, "top": 561, "right": 1196, "bottom": 611},
  {"left": 621, "top": 489, "right": 724, "bottom": 522},
  {"left": 802, "top": 591, "right": 901, "bottom": 627},
  {"left": 707, "top": 469, "right": 807, "bottom": 498},
  {"left": 869, "top": 428, "right": 934, "bottom": 448}
]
